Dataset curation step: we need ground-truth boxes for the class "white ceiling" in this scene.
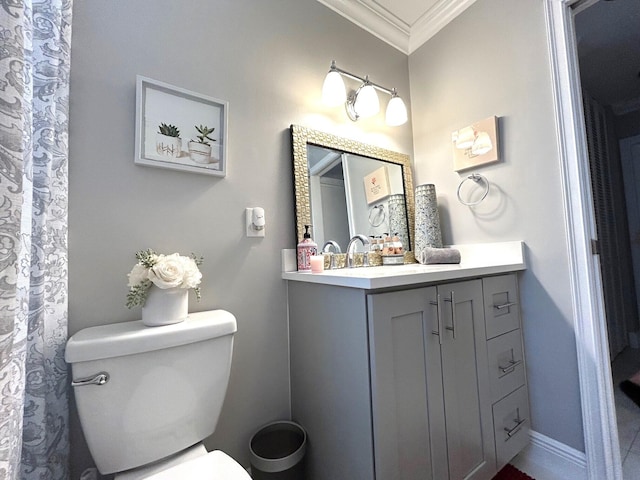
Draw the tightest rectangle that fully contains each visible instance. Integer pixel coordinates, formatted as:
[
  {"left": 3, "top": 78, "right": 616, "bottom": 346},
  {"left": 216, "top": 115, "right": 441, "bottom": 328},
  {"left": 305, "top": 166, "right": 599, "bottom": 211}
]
[{"left": 316, "top": 0, "right": 477, "bottom": 54}]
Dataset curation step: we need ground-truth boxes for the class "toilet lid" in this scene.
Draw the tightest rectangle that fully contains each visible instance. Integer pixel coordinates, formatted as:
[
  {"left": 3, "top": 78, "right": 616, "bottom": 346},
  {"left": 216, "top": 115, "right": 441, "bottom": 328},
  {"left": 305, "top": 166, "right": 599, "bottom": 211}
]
[{"left": 146, "top": 451, "right": 251, "bottom": 479}]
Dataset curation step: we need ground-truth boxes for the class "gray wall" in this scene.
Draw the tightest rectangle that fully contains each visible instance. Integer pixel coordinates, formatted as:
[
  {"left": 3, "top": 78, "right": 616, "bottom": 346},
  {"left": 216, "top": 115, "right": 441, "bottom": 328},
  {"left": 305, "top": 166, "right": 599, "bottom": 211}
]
[
  {"left": 68, "top": 0, "right": 411, "bottom": 475},
  {"left": 408, "top": 0, "right": 585, "bottom": 451}
]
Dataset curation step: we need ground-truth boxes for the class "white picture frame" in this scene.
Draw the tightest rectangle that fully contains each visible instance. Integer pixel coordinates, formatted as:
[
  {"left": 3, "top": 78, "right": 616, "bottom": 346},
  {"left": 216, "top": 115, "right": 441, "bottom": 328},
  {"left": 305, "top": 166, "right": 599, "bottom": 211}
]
[{"left": 135, "top": 76, "right": 228, "bottom": 177}]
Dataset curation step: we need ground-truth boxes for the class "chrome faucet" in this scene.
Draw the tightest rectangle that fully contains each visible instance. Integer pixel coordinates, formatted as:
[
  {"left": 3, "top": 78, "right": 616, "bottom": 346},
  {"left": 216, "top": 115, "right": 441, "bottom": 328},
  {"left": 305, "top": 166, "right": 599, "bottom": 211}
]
[
  {"left": 346, "top": 234, "right": 370, "bottom": 268},
  {"left": 322, "top": 241, "right": 342, "bottom": 270}
]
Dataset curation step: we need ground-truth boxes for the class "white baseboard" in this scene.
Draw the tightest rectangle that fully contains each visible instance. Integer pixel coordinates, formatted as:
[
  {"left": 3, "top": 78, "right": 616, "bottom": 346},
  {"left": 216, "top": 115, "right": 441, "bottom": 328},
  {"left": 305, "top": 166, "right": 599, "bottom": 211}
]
[{"left": 510, "top": 430, "right": 587, "bottom": 480}]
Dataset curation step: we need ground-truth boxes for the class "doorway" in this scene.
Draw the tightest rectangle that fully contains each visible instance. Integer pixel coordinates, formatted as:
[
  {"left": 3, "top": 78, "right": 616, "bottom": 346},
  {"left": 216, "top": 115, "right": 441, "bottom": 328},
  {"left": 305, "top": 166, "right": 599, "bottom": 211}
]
[
  {"left": 575, "top": 0, "right": 640, "bottom": 475},
  {"left": 544, "top": 0, "right": 634, "bottom": 477}
]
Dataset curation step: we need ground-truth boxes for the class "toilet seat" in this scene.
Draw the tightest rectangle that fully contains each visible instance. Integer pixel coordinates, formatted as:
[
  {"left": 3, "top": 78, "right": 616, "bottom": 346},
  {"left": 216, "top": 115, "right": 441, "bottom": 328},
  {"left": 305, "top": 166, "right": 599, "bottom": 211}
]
[{"left": 145, "top": 450, "right": 251, "bottom": 479}]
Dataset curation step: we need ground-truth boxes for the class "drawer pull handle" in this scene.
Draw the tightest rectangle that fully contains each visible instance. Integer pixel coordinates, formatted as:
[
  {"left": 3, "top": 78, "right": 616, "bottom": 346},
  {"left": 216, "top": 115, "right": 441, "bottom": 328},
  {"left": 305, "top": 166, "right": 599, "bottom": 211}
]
[
  {"left": 494, "top": 301, "right": 517, "bottom": 310},
  {"left": 504, "top": 417, "right": 526, "bottom": 438},
  {"left": 499, "top": 359, "right": 523, "bottom": 374},
  {"left": 444, "top": 293, "right": 456, "bottom": 339},
  {"left": 430, "top": 295, "right": 443, "bottom": 345}
]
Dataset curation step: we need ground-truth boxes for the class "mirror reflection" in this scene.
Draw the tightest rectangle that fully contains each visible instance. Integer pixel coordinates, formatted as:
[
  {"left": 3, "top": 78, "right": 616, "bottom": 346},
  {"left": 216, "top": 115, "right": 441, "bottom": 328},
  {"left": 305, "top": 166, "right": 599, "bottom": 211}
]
[
  {"left": 291, "top": 125, "right": 415, "bottom": 253},
  {"left": 307, "top": 145, "right": 408, "bottom": 249}
]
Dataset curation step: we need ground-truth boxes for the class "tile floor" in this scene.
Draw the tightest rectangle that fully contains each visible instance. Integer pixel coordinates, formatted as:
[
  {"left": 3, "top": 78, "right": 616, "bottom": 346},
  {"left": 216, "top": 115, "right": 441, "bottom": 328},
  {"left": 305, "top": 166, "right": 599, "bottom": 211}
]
[{"left": 611, "top": 347, "right": 640, "bottom": 479}]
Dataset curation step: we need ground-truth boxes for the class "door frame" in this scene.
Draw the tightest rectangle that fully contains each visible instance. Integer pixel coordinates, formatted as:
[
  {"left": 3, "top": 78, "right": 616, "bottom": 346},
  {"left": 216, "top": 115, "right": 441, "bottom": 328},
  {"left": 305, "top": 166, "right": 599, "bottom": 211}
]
[{"left": 544, "top": 1, "right": 622, "bottom": 478}]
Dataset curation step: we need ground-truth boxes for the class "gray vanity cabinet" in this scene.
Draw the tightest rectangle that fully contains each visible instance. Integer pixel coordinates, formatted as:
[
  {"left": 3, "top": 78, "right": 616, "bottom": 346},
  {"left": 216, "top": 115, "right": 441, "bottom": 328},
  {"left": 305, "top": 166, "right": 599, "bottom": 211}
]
[
  {"left": 288, "top": 274, "right": 526, "bottom": 480},
  {"left": 368, "top": 279, "right": 494, "bottom": 480},
  {"left": 289, "top": 282, "right": 376, "bottom": 480}
]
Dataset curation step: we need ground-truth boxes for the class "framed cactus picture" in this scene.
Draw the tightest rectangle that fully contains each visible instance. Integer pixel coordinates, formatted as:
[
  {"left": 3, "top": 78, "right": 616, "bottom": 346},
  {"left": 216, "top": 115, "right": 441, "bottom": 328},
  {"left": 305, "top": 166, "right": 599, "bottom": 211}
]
[{"left": 135, "top": 76, "right": 228, "bottom": 177}]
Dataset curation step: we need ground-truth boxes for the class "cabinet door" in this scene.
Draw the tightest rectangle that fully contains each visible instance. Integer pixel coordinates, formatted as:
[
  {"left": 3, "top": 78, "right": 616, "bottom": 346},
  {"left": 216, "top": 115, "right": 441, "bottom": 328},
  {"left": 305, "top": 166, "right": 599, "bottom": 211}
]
[
  {"left": 368, "top": 287, "right": 445, "bottom": 480},
  {"left": 438, "top": 280, "right": 496, "bottom": 480}
]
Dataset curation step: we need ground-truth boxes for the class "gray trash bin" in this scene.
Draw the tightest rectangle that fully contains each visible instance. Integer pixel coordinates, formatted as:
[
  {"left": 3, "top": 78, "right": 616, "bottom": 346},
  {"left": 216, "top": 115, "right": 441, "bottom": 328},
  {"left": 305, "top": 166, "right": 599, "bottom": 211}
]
[{"left": 249, "top": 421, "right": 306, "bottom": 480}]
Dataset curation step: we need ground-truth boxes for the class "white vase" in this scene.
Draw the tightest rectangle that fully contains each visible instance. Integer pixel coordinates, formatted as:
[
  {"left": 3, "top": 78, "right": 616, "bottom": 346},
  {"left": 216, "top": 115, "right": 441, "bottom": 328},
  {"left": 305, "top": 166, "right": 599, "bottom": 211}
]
[{"left": 142, "top": 286, "right": 188, "bottom": 327}]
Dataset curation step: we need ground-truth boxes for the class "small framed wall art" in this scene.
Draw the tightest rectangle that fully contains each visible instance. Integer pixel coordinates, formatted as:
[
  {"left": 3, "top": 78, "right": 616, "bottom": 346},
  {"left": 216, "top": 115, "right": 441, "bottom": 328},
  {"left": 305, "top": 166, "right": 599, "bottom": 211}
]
[
  {"left": 135, "top": 76, "right": 228, "bottom": 177},
  {"left": 451, "top": 116, "right": 499, "bottom": 172},
  {"left": 363, "top": 165, "right": 391, "bottom": 204}
]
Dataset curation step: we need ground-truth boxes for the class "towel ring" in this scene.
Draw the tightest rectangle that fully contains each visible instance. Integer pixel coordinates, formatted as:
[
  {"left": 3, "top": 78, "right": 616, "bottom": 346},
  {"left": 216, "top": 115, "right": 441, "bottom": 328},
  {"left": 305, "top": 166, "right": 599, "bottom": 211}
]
[
  {"left": 457, "top": 173, "right": 490, "bottom": 206},
  {"left": 368, "top": 204, "right": 386, "bottom": 227}
]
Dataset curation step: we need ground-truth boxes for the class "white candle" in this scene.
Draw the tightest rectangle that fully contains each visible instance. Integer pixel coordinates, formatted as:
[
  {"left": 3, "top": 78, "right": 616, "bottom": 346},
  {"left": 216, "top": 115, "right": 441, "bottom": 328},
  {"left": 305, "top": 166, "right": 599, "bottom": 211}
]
[{"left": 310, "top": 255, "right": 325, "bottom": 274}]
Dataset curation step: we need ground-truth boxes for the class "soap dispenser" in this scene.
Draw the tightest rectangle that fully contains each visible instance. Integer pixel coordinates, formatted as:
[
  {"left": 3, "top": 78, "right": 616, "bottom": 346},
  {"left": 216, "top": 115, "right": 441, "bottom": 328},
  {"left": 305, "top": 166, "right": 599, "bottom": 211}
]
[{"left": 297, "top": 225, "right": 317, "bottom": 273}]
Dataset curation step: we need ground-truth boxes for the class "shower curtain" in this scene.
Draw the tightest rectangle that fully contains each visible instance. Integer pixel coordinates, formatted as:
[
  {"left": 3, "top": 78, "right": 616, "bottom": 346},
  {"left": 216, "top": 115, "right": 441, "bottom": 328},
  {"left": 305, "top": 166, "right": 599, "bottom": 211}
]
[{"left": 0, "top": 0, "right": 73, "bottom": 479}]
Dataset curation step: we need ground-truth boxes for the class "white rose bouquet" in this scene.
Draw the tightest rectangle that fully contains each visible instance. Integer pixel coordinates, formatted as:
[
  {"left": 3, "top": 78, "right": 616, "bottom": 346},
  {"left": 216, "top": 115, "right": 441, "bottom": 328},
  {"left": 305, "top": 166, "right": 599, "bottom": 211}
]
[{"left": 126, "top": 249, "right": 203, "bottom": 308}]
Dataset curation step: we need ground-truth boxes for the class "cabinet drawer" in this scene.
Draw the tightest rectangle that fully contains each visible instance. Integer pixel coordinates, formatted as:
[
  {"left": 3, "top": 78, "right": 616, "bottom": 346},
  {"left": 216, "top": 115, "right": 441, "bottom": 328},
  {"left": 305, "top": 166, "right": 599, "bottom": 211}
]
[
  {"left": 487, "top": 329, "right": 525, "bottom": 402},
  {"left": 493, "top": 386, "right": 530, "bottom": 468},
  {"left": 483, "top": 274, "right": 520, "bottom": 339}
]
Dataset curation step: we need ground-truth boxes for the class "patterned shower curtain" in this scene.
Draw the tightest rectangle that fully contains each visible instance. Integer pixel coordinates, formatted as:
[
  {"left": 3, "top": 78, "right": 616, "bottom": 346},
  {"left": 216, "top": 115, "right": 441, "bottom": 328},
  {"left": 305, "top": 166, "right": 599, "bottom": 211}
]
[{"left": 0, "top": 0, "right": 73, "bottom": 479}]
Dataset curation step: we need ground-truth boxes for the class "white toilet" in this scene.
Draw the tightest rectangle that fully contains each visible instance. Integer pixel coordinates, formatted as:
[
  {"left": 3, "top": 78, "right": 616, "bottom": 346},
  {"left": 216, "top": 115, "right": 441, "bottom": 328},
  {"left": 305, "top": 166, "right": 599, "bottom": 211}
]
[{"left": 65, "top": 310, "right": 251, "bottom": 479}]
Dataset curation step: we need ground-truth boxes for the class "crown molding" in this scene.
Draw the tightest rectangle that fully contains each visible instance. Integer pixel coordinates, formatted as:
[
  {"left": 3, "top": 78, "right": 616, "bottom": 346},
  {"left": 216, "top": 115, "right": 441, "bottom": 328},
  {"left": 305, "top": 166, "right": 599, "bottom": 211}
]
[
  {"left": 317, "top": 0, "right": 477, "bottom": 55},
  {"left": 317, "top": 0, "right": 410, "bottom": 53},
  {"left": 409, "top": 0, "right": 477, "bottom": 53}
]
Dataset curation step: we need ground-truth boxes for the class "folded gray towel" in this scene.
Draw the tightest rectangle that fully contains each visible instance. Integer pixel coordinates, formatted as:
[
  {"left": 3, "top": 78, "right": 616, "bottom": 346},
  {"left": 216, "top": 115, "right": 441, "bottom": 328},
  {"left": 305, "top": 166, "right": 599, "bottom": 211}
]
[{"left": 417, "top": 247, "right": 461, "bottom": 265}]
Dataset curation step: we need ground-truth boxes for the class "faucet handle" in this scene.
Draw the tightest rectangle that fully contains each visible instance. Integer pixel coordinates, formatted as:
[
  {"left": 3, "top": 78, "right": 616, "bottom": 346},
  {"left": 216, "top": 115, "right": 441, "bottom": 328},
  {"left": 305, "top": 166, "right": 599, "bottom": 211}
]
[
  {"left": 327, "top": 252, "right": 337, "bottom": 270},
  {"left": 363, "top": 251, "right": 370, "bottom": 267},
  {"left": 322, "top": 241, "right": 342, "bottom": 269}
]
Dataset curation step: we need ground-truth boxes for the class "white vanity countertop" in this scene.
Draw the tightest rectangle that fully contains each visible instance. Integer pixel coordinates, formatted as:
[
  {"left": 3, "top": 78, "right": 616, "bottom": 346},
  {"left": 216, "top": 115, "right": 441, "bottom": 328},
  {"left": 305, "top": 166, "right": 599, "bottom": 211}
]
[{"left": 282, "top": 241, "right": 526, "bottom": 289}]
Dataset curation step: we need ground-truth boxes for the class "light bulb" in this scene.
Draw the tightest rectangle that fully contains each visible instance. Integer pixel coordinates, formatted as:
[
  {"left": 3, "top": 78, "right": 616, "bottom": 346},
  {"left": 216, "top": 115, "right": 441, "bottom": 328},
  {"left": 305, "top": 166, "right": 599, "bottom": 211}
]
[
  {"left": 455, "top": 127, "right": 476, "bottom": 149},
  {"left": 322, "top": 71, "right": 347, "bottom": 107},
  {"left": 386, "top": 95, "right": 408, "bottom": 126},
  {"left": 471, "top": 131, "right": 492, "bottom": 155},
  {"left": 354, "top": 83, "right": 379, "bottom": 119}
]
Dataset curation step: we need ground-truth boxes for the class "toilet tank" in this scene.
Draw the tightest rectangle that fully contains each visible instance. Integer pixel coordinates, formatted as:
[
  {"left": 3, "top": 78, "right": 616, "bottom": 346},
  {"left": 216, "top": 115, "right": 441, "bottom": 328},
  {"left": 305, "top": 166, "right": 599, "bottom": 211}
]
[{"left": 65, "top": 310, "right": 237, "bottom": 475}]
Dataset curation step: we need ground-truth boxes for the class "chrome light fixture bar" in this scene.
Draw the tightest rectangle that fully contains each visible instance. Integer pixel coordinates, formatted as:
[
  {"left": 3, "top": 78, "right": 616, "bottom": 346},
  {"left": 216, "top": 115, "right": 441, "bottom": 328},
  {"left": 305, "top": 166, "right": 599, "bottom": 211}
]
[{"left": 322, "top": 60, "right": 408, "bottom": 126}]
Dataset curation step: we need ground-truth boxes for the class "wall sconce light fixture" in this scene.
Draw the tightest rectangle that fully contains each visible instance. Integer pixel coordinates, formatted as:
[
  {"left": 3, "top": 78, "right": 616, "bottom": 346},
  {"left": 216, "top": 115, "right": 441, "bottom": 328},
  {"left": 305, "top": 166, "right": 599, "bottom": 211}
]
[{"left": 322, "top": 60, "right": 408, "bottom": 126}]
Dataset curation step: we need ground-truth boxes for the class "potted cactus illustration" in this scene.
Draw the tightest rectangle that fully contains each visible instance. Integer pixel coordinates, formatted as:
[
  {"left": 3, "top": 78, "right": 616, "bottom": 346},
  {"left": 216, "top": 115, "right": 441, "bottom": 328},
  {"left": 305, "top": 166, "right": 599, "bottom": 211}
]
[
  {"left": 188, "top": 125, "right": 218, "bottom": 164},
  {"left": 156, "top": 123, "right": 182, "bottom": 158}
]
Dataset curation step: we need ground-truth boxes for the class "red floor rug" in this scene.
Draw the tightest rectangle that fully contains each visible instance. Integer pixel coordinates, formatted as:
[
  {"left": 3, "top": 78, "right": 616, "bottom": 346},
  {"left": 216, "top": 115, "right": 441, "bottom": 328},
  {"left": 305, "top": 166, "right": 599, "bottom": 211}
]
[{"left": 492, "top": 464, "right": 535, "bottom": 480}]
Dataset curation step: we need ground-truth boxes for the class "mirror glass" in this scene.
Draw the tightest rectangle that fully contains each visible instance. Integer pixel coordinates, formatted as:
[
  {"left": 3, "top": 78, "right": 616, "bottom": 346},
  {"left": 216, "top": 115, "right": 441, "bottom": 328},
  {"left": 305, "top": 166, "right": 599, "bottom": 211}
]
[{"left": 291, "top": 125, "right": 415, "bottom": 252}]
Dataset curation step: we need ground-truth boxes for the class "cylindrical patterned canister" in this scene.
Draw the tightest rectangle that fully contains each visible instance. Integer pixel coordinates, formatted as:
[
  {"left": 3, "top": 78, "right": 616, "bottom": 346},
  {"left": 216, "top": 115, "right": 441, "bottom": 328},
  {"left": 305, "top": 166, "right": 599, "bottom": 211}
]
[
  {"left": 414, "top": 184, "right": 443, "bottom": 261},
  {"left": 388, "top": 194, "right": 409, "bottom": 250}
]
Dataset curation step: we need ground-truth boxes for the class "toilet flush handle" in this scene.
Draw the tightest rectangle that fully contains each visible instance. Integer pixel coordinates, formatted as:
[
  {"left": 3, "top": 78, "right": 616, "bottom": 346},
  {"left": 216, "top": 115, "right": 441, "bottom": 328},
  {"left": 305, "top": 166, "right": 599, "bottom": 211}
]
[{"left": 71, "top": 372, "right": 110, "bottom": 387}]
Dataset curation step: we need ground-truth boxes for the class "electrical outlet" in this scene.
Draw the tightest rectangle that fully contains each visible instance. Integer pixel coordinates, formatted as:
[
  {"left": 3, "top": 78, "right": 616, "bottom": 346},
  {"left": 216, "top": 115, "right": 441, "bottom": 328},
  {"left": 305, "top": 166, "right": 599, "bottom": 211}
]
[{"left": 246, "top": 208, "right": 265, "bottom": 237}]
